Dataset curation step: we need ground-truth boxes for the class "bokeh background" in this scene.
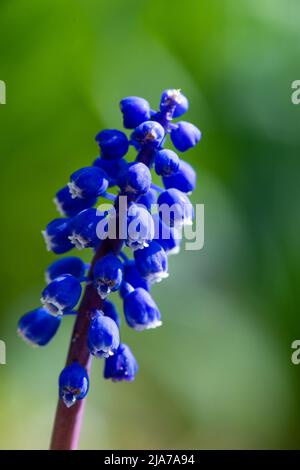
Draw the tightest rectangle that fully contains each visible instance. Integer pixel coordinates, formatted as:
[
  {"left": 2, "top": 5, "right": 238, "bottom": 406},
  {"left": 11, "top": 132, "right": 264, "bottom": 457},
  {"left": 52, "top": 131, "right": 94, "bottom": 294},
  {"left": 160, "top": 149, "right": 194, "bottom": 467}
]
[{"left": 0, "top": 0, "right": 300, "bottom": 450}]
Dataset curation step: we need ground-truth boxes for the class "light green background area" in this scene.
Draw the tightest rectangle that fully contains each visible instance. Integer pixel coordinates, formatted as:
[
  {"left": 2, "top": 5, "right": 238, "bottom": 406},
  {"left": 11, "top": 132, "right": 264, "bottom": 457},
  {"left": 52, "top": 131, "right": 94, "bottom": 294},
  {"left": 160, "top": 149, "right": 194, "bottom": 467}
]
[{"left": 0, "top": 0, "right": 300, "bottom": 449}]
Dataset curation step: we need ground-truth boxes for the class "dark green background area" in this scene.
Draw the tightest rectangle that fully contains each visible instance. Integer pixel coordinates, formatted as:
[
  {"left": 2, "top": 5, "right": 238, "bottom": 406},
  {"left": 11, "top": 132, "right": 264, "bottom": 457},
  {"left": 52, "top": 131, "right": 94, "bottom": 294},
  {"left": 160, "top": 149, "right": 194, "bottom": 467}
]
[{"left": 0, "top": 0, "right": 300, "bottom": 449}]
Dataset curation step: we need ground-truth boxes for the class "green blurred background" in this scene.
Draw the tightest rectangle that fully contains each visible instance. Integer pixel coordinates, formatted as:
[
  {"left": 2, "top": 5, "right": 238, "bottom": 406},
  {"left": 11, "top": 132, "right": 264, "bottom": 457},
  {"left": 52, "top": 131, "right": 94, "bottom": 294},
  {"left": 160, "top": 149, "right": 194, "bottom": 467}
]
[{"left": 0, "top": 0, "right": 300, "bottom": 449}]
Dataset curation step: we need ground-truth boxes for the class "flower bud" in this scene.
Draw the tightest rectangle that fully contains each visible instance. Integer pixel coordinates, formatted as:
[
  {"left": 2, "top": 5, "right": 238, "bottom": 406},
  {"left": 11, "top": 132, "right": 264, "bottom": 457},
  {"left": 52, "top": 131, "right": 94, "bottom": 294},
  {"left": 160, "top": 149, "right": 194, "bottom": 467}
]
[
  {"left": 88, "top": 311, "right": 120, "bottom": 358},
  {"left": 124, "top": 287, "right": 162, "bottom": 330},
  {"left": 95, "top": 129, "right": 129, "bottom": 160},
  {"left": 104, "top": 344, "right": 138, "bottom": 381},
  {"left": 93, "top": 254, "right": 123, "bottom": 299},
  {"left": 120, "top": 96, "right": 151, "bottom": 129},
  {"left": 131, "top": 121, "right": 164, "bottom": 150},
  {"left": 42, "top": 218, "right": 73, "bottom": 254},
  {"left": 18, "top": 308, "right": 61, "bottom": 346},
  {"left": 68, "top": 166, "right": 108, "bottom": 199},
  {"left": 59, "top": 362, "right": 89, "bottom": 408},
  {"left": 45, "top": 256, "right": 87, "bottom": 283},
  {"left": 160, "top": 89, "right": 189, "bottom": 118},
  {"left": 170, "top": 121, "right": 201, "bottom": 152},
  {"left": 134, "top": 241, "right": 168, "bottom": 284},
  {"left": 41, "top": 274, "right": 82, "bottom": 316},
  {"left": 163, "top": 159, "right": 196, "bottom": 193}
]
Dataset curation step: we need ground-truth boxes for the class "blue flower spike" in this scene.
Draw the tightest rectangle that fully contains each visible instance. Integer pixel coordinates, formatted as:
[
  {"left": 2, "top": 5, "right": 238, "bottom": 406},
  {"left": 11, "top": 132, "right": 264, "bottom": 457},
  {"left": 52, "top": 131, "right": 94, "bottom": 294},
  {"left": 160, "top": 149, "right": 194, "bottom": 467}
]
[
  {"left": 88, "top": 310, "right": 120, "bottom": 358},
  {"left": 59, "top": 362, "right": 89, "bottom": 408},
  {"left": 18, "top": 89, "right": 200, "bottom": 413},
  {"left": 93, "top": 254, "right": 123, "bottom": 299}
]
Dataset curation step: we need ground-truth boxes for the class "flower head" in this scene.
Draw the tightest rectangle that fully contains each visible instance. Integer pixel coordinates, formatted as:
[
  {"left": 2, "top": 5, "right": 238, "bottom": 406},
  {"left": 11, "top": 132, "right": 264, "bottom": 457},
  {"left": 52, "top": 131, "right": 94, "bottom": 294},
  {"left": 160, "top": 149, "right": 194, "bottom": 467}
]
[{"left": 19, "top": 88, "right": 200, "bottom": 411}]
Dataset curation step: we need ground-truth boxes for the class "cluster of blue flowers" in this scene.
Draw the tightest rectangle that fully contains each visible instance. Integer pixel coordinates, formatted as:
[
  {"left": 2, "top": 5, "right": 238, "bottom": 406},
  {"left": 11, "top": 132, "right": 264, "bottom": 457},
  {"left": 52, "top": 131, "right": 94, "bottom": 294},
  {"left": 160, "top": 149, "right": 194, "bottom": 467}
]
[{"left": 18, "top": 89, "right": 201, "bottom": 408}]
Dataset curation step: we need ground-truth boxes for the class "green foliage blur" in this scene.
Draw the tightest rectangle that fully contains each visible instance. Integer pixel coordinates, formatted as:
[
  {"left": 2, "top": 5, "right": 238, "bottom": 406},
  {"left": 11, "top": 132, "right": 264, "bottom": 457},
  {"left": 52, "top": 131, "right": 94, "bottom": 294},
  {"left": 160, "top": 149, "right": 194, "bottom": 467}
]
[{"left": 0, "top": 0, "right": 300, "bottom": 449}]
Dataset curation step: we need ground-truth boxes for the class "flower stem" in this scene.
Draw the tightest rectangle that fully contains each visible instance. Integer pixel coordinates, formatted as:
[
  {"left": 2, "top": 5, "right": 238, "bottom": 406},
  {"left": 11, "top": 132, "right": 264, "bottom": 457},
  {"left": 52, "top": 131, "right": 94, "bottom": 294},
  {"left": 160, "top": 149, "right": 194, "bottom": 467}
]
[{"left": 50, "top": 238, "right": 122, "bottom": 450}]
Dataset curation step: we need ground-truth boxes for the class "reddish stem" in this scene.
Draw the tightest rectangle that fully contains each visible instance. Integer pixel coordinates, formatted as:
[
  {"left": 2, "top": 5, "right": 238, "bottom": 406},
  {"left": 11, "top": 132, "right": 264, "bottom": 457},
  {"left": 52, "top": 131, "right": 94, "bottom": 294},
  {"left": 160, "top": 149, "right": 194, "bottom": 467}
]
[{"left": 50, "top": 238, "right": 122, "bottom": 450}]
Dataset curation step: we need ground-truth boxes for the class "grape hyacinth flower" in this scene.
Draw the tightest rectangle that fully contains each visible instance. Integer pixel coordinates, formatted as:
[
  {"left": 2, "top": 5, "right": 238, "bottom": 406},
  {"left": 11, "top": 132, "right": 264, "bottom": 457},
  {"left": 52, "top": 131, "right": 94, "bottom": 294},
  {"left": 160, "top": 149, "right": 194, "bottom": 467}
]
[
  {"left": 123, "top": 287, "right": 162, "bottom": 331},
  {"left": 134, "top": 241, "right": 169, "bottom": 284},
  {"left": 54, "top": 186, "right": 97, "bottom": 217},
  {"left": 18, "top": 308, "right": 61, "bottom": 346},
  {"left": 17, "top": 88, "right": 202, "bottom": 450},
  {"left": 87, "top": 311, "right": 120, "bottom": 358},
  {"left": 93, "top": 254, "right": 123, "bottom": 299},
  {"left": 170, "top": 121, "right": 202, "bottom": 151},
  {"left": 162, "top": 159, "right": 196, "bottom": 194},
  {"left": 42, "top": 218, "right": 73, "bottom": 254},
  {"left": 155, "top": 149, "right": 180, "bottom": 177},
  {"left": 104, "top": 344, "right": 138, "bottom": 382},
  {"left": 59, "top": 363, "right": 89, "bottom": 408},
  {"left": 45, "top": 257, "right": 87, "bottom": 283},
  {"left": 126, "top": 203, "right": 154, "bottom": 251},
  {"left": 41, "top": 274, "right": 82, "bottom": 316},
  {"left": 68, "top": 166, "right": 109, "bottom": 199}
]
